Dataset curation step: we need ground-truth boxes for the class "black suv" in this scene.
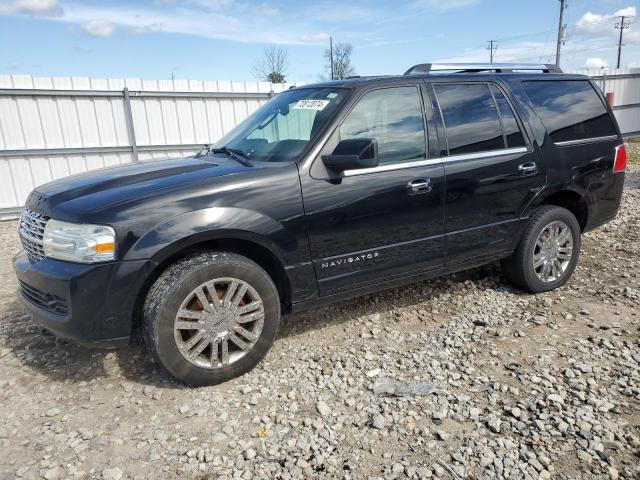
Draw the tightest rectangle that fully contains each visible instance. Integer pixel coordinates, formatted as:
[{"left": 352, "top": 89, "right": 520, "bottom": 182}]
[{"left": 13, "top": 63, "right": 627, "bottom": 385}]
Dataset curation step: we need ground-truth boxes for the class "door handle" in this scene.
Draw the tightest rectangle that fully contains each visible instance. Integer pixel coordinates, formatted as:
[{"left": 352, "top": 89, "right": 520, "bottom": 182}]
[
  {"left": 407, "top": 178, "right": 432, "bottom": 194},
  {"left": 518, "top": 162, "right": 538, "bottom": 176}
]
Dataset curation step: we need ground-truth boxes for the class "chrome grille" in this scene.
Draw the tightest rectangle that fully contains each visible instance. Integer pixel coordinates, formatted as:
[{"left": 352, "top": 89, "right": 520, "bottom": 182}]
[{"left": 19, "top": 208, "right": 49, "bottom": 263}]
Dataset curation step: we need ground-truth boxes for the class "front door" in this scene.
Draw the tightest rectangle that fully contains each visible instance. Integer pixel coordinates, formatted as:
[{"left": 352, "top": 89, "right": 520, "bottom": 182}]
[
  {"left": 300, "top": 85, "right": 445, "bottom": 296},
  {"left": 428, "top": 81, "right": 546, "bottom": 264}
]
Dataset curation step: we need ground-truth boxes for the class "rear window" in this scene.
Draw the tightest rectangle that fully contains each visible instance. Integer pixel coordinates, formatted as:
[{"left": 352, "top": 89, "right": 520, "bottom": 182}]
[{"left": 522, "top": 80, "right": 616, "bottom": 143}]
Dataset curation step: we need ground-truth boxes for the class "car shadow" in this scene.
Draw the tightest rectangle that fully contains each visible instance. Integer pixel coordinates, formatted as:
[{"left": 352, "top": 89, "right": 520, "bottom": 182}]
[{"left": 2, "top": 263, "right": 523, "bottom": 388}]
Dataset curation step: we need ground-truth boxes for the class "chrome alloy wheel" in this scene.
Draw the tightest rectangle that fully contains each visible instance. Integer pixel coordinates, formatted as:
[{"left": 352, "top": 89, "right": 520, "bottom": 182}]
[
  {"left": 532, "top": 220, "right": 573, "bottom": 283},
  {"left": 174, "top": 277, "right": 264, "bottom": 369}
]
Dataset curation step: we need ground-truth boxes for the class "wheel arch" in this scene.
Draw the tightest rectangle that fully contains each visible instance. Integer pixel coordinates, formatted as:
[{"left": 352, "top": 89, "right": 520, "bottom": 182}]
[
  {"left": 129, "top": 229, "right": 294, "bottom": 340},
  {"left": 538, "top": 188, "right": 589, "bottom": 232}
]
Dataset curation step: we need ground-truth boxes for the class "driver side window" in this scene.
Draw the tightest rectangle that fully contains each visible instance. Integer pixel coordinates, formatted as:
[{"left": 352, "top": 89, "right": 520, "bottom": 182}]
[{"left": 339, "top": 86, "right": 426, "bottom": 166}]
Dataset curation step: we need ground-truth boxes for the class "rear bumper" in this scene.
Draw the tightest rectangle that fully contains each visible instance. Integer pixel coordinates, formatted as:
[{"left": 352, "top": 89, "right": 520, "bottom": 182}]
[{"left": 12, "top": 250, "right": 153, "bottom": 347}]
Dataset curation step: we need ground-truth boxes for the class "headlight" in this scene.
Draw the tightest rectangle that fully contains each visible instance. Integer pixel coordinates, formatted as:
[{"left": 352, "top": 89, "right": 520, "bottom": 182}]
[{"left": 43, "top": 219, "right": 116, "bottom": 263}]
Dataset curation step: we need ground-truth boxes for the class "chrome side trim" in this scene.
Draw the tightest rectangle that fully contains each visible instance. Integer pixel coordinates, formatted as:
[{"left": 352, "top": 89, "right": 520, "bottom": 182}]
[
  {"left": 342, "top": 147, "right": 528, "bottom": 177},
  {"left": 343, "top": 158, "right": 442, "bottom": 177},
  {"left": 554, "top": 135, "right": 618, "bottom": 147},
  {"left": 441, "top": 146, "right": 528, "bottom": 164}
]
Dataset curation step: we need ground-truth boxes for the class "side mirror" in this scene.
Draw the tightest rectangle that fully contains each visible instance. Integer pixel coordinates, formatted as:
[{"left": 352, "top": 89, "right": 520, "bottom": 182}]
[{"left": 322, "top": 138, "right": 378, "bottom": 171}]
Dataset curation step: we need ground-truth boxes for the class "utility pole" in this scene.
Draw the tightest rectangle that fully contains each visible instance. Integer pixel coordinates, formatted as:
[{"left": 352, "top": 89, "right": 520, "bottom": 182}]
[
  {"left": 555, "top": 0, "right": 567, "bottom": 67},
  {"left": 487, "top": 40, "right": 497, "bottom": 63},
  {"left": 329, "top": 36, "right": 334, "bottom": 80},
  {"left": 615, "top": 15, "right": 632, "bottom": 69}
]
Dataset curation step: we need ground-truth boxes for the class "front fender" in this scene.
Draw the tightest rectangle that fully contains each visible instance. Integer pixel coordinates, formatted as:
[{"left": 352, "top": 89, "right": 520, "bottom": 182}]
[{"left": 125, "top": 207, "right": 292, "bottom": 264}]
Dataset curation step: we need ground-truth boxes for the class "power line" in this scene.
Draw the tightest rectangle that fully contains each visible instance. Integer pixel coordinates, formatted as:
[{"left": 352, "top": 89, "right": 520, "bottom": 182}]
[
  {"left": 514, "top": 42, "right": 620, "bottom": 63},
  {"left": 487, "top": 40, "right": 498, "bottom": 63},
  {"left": 494, "top": 15, "right": 616, "bottom": 44}
]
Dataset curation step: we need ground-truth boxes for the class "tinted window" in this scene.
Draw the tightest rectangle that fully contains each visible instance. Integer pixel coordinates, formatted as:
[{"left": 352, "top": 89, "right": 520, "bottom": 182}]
[
  {"left": 339, "top": 86, "right": 426, "bottom": 166},
  {"left": 435, "top": 83, "right": 504, "bottom": 155},
  {"left": 523, "top": 80, "right": 616, "bottom": 143},
  {"left": 490, "top": 85, "right": 525, "bottom": 148}
]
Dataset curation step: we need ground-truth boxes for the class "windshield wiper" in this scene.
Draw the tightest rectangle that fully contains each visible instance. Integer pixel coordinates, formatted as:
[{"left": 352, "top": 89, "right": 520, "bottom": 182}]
[{"left": 210, "top": 147, "right": 253, "bottom": 167}]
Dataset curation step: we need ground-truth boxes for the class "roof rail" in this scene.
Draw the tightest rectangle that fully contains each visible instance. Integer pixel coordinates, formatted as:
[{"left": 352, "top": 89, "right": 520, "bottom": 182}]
[{"left": 404, "top": 63, "right": 563, "bottom": 75}]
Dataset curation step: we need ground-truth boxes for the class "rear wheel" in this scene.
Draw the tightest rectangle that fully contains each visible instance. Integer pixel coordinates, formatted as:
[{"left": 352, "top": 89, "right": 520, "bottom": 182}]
[
  {"left": 144, "top": 251, "right": 280, "bottom": 386},
  {"left": 501, "top": 206, "right": 581, "bottom": 293}
]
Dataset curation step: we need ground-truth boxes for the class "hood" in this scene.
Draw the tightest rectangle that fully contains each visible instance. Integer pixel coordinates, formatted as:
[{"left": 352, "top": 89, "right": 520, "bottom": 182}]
[{"left": 27, "top": 155, "right": 254, "bottom": 222}]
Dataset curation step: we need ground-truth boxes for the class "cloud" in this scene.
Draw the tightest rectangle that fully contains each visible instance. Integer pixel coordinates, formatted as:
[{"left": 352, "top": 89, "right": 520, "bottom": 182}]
[
  {"left": 300, "top": 33, "right": 330, "bottom": 44},
  {"left": 410, "top": 0, "right": 480, "bottom": 11},
  {"left": 0, "top": 0, "right": 62, "bottom": 16},
  {"left": 585, "top": 57, "right": 608, "bottom": 68},
  {"left": 41, "top": 1, "right": 324, "bottom": 45},
  {"left": 614, "top": 6, "right": 636, "bottom": 17},
  {"left": 83, "top": 19, "right": 115, "bottom": 37},
  {"left": 572, "top": 7, "right": 639, "bottom": 46},
  {"left": 303, "top": 5, "right": 374, "bottom": 23}
]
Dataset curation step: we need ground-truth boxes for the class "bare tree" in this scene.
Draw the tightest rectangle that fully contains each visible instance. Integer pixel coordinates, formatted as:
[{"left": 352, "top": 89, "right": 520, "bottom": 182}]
[
  {"left": 325, "top": 42, "right": 355, "bottom": 80},
  {"left": 252, "top": 46, "right": 289, "bottom": 83}
]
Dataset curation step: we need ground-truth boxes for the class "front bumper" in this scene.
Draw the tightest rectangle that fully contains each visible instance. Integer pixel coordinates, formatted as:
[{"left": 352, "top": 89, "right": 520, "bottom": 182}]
[{"left": 13, "top": 250, "right": 154, "bottom": 347}]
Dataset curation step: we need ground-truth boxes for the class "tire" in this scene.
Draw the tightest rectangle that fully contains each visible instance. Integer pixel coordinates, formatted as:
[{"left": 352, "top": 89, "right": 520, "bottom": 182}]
[
  {"left": 501, "top": 206, "right": 581, "bottom": 293},
  {"left": 143, "top": 251, "right": 280, "bottom": 386}
]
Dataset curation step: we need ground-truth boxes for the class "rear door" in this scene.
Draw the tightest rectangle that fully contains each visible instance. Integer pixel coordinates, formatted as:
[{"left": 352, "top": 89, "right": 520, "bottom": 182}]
[
  {"left": 300, "top": 84, "right": 445, "bottom": 296},
  {"left": 428, "top": 81, "right": 546, "bottom": 264}
]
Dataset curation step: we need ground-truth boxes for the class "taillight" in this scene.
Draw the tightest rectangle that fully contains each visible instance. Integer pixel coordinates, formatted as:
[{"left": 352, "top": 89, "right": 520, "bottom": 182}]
[{"left": 613, "top": 144, "right": 627, "bottom": 173}]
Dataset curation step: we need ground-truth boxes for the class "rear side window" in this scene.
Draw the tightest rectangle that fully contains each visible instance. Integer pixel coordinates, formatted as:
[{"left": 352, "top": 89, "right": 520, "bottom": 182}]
[
  {"left": 434, "top": 83, "right": 504, "bottom": 155},
  {"left": 490, "top": 85, "right": 526, "bottom": 148},
  {"left": 522, "top": 80, "right": 616, "bottom": 143}
]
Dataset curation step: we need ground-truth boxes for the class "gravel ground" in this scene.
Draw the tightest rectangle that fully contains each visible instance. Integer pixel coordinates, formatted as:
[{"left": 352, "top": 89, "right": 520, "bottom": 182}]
[{"left": 0, "top": 165, "right": 639, "bottom": 480}]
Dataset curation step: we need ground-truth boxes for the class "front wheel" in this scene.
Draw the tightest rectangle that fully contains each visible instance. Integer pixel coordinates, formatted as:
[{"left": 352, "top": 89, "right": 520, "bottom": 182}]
[
  {"left": 143, "top": 252, "right": 280, "bottom": 386},
  {"left": 501, "top": 206, "right": 581, "bottom": 293}
]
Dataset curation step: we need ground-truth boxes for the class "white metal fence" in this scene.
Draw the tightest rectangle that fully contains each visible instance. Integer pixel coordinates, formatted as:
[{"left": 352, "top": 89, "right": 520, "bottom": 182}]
[
  {"left": 0, "top": 75, "right": 294, "bottom": 214},
  {"left": 1, "top": 71, "right": 639, "bottom": 214},
  {"left": 573, "top": 67, "right": 640, "bottom": 139}
]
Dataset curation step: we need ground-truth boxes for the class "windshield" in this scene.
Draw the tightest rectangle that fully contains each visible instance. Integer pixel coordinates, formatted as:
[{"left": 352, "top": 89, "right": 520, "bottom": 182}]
[{"left": 212, "top": 87, "right": 349, "bottom": 163}]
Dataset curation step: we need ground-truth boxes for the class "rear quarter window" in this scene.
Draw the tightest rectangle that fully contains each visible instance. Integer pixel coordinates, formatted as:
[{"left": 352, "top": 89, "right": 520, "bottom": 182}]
[{"left": 522, "top": 80, "right": 617, "bottom": 143}]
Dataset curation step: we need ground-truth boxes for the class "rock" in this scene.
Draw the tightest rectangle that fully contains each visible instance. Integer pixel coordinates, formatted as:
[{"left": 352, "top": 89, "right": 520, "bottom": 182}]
[
  {"left": 373, "top": 377, "right": 437, "bottom": 396},
  {"left": 372, "top": 414, "right": 386, "bottom": 430},
  {"left": 486, "top": 415, "right": 502, "bottom": 433},
  {"left": 102, "top": 467, "right": 123, "bottom": 480},
  {"left": 178, "top": 405, "right": 190, "bottom": 414},
  {"left": 154, "top": 430, "right": 168, "bottom": 442},
  {"left": 43, "top": 467, "right": 63, "bottom": 480},
  {"left": 547, "top": 394, "right": 564, "bottom": 404},
  {"left": 577, "top": 450, "right": 592, "bottom": 464},
  {"left": 244, "top": 448, "right": 257, "bottom": 460},
  {"left": 316, "top": 401, "right": 332, "bottom": 417}
]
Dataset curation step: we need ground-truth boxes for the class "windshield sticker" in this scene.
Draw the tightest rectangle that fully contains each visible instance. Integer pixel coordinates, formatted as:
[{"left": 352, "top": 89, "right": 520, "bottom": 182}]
[{"left": 293, "top": 99, "right": 330, "bottom": 111}]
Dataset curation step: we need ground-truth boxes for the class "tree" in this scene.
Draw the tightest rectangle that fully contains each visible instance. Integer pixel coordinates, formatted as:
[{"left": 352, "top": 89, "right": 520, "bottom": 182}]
[
  {"left": 325, "top": 42, "right": 355, "bottom": 80},
  {"left": 252, "top": 46, "right": 289, "bottom": 84}
]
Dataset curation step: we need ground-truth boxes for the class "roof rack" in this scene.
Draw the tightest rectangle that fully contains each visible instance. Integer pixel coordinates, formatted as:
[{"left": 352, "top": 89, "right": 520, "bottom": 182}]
[{"left": 404, "top": 63, "right": 563, "bottom": 75}]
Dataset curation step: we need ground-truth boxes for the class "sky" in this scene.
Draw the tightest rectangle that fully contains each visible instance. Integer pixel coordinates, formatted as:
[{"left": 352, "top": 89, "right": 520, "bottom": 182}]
[{"left": 0, "top": 0, "right": 638, "bottom": 84}]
